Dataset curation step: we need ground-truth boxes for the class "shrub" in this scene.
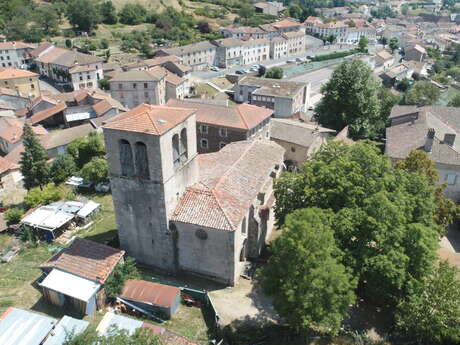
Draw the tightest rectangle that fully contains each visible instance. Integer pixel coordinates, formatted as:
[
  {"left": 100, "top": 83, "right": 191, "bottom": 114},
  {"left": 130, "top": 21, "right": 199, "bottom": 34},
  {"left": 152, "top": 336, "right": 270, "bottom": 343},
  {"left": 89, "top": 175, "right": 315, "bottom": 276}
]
[
  {"left": 80, "top": 157, "right": 108, "bottom": 184},
  {"left": 4, "top": 207, "right": 25, "bottom": 225},
  {"left": 265, "top": 67, "right": 283, "bottom": 79},
  {"left": 24, "top": 183, "right": 64, "bottom": 209},
  {"left": 105, "top": 257, "right": 140, "bottom": 299},
  {"left": 100, "top": 38, "right": 109, "bottom": 49},
  {"left": 311, "top": 50, "right": 358, "bottom": 62}
]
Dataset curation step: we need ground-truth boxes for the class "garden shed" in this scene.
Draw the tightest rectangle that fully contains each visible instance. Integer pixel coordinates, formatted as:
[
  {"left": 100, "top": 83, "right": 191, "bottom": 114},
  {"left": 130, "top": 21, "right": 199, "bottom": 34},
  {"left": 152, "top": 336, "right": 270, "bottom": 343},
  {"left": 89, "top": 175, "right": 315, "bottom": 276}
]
[
  {"left": 118, "top": 279, "right": 181, "bottom": 319},
  {"left": 40, "top": 238, "right": 125, "bottom": 316}
]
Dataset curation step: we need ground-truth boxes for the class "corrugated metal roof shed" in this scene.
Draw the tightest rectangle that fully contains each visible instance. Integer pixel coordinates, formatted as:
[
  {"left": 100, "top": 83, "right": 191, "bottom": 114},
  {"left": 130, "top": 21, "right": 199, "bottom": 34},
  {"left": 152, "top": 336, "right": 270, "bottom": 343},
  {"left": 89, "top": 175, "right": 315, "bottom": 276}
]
[
  {"left": 42, "top": 316, "right": 89, "bottom": 345},
  {"left": 119, "top": 279, "right": 180, "bottom": 308},
  {"left": 40, "top": 269, "right": 101, "bottom": 302},
  {"left": 77, "top": 201, "right": 100, "bottom": 218},
  {"left": 0, "top": 307, "right": 57, "bottom": 345}
]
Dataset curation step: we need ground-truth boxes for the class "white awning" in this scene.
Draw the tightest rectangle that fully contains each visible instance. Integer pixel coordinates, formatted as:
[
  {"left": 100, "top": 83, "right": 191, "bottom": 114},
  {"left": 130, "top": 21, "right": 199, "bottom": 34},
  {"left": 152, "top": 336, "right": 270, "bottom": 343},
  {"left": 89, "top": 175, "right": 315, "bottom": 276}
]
[
  {"left": 40, "top": 269, "right": 101, "bottom": 302},
  {"left": 22, "top": 208, "right": 74, "bottom": 231},
  {"left": 77, "top": 201, "right": 100, "bottom": 218}
]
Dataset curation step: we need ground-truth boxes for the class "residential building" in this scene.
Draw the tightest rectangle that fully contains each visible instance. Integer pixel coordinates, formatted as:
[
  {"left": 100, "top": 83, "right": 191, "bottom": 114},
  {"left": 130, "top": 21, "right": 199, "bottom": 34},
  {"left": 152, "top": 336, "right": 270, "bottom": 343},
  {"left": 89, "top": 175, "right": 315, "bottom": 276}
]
[
  {"left": 271, "top": 18, "right": 304, "bottom": 33},
  {"left": 386, "top": 105, "right": 460, "bottom": 201},
  {"left": 317, "top": 6, "right": 350, "bottom": 18},
  {"left": 212, "top": 38, "right": 244, "bottom": 68},
  {"left": 40, "top": 238, "right": 125, "bottom": 316},
  {"left": 0, "top": 87, "right": 31, "bottom": 111},
  {"left": 242, "top": 39, "right": 270, "bottom": 65},
  {"left": 166, "top": 98, "right": 273, "bottom": 153},
  {"left": 220, "top": 25, "right": 270, "bottom": 40},
  {"left": 345, "top": 26, "right": 377, "bottom": 44},
  {"left": 0, "top": 68, "right": 40, "bottom": 97},
  {"left": 254, "top": 1, "right": 285, "bottom": 16},
  {"left": 405, "top": 44, "right": 427, "bottom": 62},
  {"left": 283, "top": 31, "right": 306, "bottom": 55},
  {"left": 234, "top": 76, "right": 310, "bottom": 118},
  {"left": 103, "top": 103, "right": 284, "bottom": 285},
  {"left": 32, "top": 44, "right": 104, "bottom": 91},
  {"left": 374, "top": 49, "right": 395, "bottom": 71},
  {"left": 22, "top": 89, "right": 125, "bottom": 128},
  {"left": 305, "top": 17, "right": 376, "bottom": 44},
  {"left": 0, "top": 41, "right": 34, "bottom": 68},
  {"left": 270, "top": 118, "right": 335, "bottom": 169},
  {"left": 270, "top": 36, "right": 289, "bottom": 59},
  {"left": 156, "top": 41, "right": 217, "bottom": 71},
  {"left": 109, "top": 69, "right": 167, "bottom": 109},
  {"left": 0, "top": 156, "right": 24, "bottom": 200},
  {"left": 379, "top": 63, "right": 414, "bottom": 85},
  {"left": 0, "top": 117, "right": 47, "bottom": 154}
]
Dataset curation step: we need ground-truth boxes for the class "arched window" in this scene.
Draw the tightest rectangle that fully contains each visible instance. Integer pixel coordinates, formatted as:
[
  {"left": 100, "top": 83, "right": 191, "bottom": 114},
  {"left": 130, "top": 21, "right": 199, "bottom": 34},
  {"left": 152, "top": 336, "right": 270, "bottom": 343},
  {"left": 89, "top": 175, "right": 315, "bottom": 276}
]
[
  {"left": 172, "top": 134, "right": 180, "bottom": 169},
  {"left": 135, "top": 142, "right": 149, "bottom": 179},
  {"left": 119, "top": 139, "right": 134, "bottom": 177},
  {"left": 180, "top": 128, "right": 188, "bottom": 163}
]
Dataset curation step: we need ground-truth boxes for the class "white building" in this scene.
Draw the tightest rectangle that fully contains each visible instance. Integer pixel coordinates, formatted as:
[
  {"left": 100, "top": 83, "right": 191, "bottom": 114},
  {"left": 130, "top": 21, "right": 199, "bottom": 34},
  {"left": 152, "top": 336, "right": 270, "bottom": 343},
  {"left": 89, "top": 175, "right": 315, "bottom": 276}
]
[{"left": 0, "top": 41, "right": 34, "bottom": 69}]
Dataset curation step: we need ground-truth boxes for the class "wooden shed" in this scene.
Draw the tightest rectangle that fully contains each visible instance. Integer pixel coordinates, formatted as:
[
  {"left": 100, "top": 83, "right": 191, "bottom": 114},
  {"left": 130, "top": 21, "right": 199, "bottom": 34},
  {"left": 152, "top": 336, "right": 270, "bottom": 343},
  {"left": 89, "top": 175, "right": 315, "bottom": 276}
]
[{"left": 118, "top": 280, "right": 181, "bottom": 319}]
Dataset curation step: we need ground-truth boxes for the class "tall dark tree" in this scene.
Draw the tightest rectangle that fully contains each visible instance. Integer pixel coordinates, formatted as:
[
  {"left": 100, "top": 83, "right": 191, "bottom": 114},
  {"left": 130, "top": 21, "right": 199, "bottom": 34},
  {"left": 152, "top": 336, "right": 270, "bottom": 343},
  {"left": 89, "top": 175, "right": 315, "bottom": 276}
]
[
  {"left": 274, "top": 141, "right": 439, "bottom": 305},
  {"left": 261, "top": 208, "right": 356, "bottom": 334},
  {"left": 66, "top": 0, "right": 101, "bottom": 32},
  {"left": 99, "top": 0, "right": 118, "bottom": 24},
  {"left": 20, "top": 124, "right": 50, "bottom": 190},
  {"left": 314, "top": 60, "right": 382, "bottom": 139}
]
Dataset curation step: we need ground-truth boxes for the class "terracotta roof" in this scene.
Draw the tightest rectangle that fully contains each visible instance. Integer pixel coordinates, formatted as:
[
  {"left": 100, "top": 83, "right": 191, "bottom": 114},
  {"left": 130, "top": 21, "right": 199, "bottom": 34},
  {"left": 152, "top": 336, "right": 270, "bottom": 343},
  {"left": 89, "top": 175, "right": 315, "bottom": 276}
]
[
  {"left": 103, "top": 104, "right": 195, "bottom": 135},
  {"left": 35, "top": 47, "right": 102, "bottom": 67},
  {"left": 0, "top": 87, "right": 28, "bottom": 98},
  {"left": 119, "top": 280, "right": 180, "bottom": 307},
  {"left": 166, "top": 99, "right": 272, "bottom": 131},
  {"left": 0, "top": 68, "right": 37, "bottom": 80},
  {"left": 410, "top": 44, "right": 427, "bottom": 54},
  {"left": 69, "top": 65, "right": 96, "bottom": 73},
  {"left": 270, "top": 118, "right": 334, "bottom": 147},
  {"left": 0, "top": 119, "right": 47, "bottom": 144},
  {"left": 41, "top": 238, "right": 125, "bottom": 283},
  {"left": 125, "top": 56, "right": 181, "bottom": 70},
  {"left": 376, "top": 49, "right": 393, "bottom": 60},
  {"left": 110, "top": 69, "right": 166, "bottom": 82},
  {"left": 29, "top": 42, "right": 53, "bottom": 59},
  {"left": 5, "top": 144, "right": 24, "bottom": 164},
  {"left": 0, "top": 41, "right": 33, "bottom": 50},
  {"left": 171, "top": 140, "right": 284, "bottom": 231},
  {"left": 239, "top": 76, "right": 306, "bottom": 98},
  {"left": 164, "top": 71, "right": 185, "bottom": 86},
  {"left": 0, "top": 156, "right": 18, "bottom": 174},
  {"left": 28, "top": 102, "right": 66, "bottom": 125},
  {"left": 92, "top": 98, "right": 126, "bottom": 116},
  {"left": 41, "top": 123, "right": 94, "bottom": 150},
  {"left": 272, "top": 18, "right": 302, "bottom": 28}
]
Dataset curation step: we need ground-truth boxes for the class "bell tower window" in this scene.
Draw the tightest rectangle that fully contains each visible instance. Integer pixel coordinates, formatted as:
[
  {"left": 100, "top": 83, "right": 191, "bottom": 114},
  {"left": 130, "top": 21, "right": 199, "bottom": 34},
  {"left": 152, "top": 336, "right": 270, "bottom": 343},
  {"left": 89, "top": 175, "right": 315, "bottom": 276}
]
[
  {"left": 135, "top": 142, "right": 149, "bottom": 179},
  {"left": 180, "top": 128, "right": 188, "bottom": 163},
  {"left": 119, "top": 139, "right": 134, "bottom": 177},
  {"left": 172, "top": 134, "right": 180, "bottom": 169}
]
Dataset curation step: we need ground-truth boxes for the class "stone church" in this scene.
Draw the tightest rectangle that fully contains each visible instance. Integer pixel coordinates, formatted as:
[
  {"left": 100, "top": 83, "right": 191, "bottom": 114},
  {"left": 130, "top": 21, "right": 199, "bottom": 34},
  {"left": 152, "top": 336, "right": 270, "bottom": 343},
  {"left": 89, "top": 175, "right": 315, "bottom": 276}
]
[{"left": 103, "top": 104, "right": 284, "bottom": 285}]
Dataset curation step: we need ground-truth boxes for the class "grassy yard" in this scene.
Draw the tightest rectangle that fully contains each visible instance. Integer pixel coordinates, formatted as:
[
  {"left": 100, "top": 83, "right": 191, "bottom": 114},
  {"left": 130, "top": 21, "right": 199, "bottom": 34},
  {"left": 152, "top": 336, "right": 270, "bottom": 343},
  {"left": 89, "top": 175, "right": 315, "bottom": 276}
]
[{"left": 0, "top": 191, "right": 212, "bottom": 344}]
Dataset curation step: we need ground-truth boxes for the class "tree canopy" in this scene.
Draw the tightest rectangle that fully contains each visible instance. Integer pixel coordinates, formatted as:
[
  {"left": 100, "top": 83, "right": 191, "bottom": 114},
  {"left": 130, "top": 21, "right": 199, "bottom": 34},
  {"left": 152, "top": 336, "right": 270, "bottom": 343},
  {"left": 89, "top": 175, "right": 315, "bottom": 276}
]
[
  {"left": 66, "top": 0, "right": 101, "bottom": 32},
  {"left": 396, "top": 261, "right": 460, "bottom": 344},
  {"left": 273, "top": 141, "right": 440, "bottom": 306},
  {"left": 403, "top": 81, "right": 441, "bottom": 106},
  {"left": 314, "top": 60, "right": 383, "bottom": 140},
  {"left": 260, "top": 208, "right": 356, "bottom": 334},
  {"left": 264, "top": 67, "right": 284, "bottom": 79},
  {"left": 64, "top": 326, "right": 161, "bottom": 345},
  {"left": 80, "top": 157, "right": 108, "bottom": 184},
  {"left": 20, "top": 124, "right": 50, "bottom": 190},
  {"left": 50, "top": 153, "right": 77, "bottom": 184},
  {"left": 67, "top": 132, "right": 105, "bottom": 169}
]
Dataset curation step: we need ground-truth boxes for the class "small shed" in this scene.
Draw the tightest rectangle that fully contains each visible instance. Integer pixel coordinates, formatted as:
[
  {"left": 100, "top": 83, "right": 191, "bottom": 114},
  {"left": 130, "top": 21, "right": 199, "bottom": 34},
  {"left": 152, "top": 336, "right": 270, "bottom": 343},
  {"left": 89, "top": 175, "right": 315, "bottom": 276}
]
[
  {"left": 76, "top": 200, "right": 100, "bottom": 222},
  {"left": 43, "top": 316, "right": 89, "bottom": 345},
  {"left": 118, "top": 279, "right": 181, "bottom": 319},
  {"left": 0, "top": 307, "right": 57, "bottom": 345},
  {"left": 40, "top": 238, "right": 125, "bottom": 316}
]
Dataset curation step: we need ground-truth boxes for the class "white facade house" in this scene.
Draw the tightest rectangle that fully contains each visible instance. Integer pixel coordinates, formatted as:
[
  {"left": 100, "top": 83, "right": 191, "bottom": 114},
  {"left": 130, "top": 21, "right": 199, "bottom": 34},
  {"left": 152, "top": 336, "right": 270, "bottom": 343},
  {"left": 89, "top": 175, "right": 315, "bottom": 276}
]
[{"left": 0, "top": 41, "right": 34, "bottom": 69}]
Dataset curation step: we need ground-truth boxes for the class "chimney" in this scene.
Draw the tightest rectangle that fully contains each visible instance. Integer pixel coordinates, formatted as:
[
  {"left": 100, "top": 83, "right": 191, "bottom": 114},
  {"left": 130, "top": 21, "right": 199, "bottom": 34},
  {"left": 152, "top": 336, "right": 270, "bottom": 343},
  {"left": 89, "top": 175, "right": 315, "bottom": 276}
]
[
  {"left": 425, "top": 128, "right": 435, "bottom": 153},
  {"left": 444, "top": 133, "right": 456, "bottom": 147}
]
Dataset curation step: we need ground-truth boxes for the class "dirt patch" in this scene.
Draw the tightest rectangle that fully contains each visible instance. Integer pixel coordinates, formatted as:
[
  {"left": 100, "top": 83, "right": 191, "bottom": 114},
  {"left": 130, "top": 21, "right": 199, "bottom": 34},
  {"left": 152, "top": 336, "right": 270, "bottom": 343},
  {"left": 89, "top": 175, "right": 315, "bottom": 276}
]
[{"left": 209, "top": 278, "right": 279, "bottom": 327}]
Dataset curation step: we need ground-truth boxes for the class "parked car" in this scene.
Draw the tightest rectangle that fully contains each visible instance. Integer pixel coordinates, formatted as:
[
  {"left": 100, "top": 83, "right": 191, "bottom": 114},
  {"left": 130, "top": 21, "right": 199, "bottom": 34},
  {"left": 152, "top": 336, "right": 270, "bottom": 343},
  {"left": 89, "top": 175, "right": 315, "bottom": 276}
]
[
  {"left": 287, "top": 59, "right": 296, "bottom": 64},
  {"left": 95, "top": 181, "right": 111, "bottom": 193},
  {"left": 235, "top": 69, "right": 246, "bottom": 74},
  {"left": 249, "top": 66, "right": 259, "bottom": 72},
  {"left": 210, "top": 66, "right": 219, "bottom": 72}
]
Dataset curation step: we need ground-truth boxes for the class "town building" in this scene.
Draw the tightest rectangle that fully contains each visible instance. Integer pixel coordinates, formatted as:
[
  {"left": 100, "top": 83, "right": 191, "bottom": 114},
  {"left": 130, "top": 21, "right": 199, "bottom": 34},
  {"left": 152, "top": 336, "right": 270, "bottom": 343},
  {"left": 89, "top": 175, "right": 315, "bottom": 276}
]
[
  {"left": 0, "top": 117, "right": 47, "bottom": 154},
  {"left": 103, "top": 103, "right": 284, "bottom": 285},
  {"left": 0, "top": 87, "right": 30, "bottom": 111},
  {"left": 0, "top": 155, "right": 23, "bottom": 200},
  {"left": 271, "top": 18, "right": 304, "bottom": 33},
  {"left": 270, "top": 36, "right": 289, "bottom": 59},
  {"left": 31, "top": 44, "right": 104, "bottom": 91},
  {"left": 166, "top": 98, "right": 273, "bottom": 153},
  {"left": 234, "top": 76, "right": 310, "bottom": 118},
  {"left": 374, "top": 49, "right": 395, "bottom": 72},
  {"left": 242, "top": 39, "right": 270, "bottom": 65},
  {"left": 0, "top": 41, "right": 34, "bottom": 69},
  {"left": 270, "top": 118, "right": 335, "bottom": 169},
  {"left": 283, "top": 31, "right": 306, "bottom": 55},
  {"left": 22, "top": 89, "right": 125, "bottom": 128},
  {"left": 405, "top": 44, "right": 427, "bottom": 62},
  {"left": 156, "top": 41, "right": 217, "bottom": 71},
  {"left": 386, "top": 106, "right": 460, "bottom": 201},
  {"left": 40, "top": 238, "right": 125, "bottom": 315},
  {"left": 220, "top": 25, "right": 270, "bottom": 40},
  {"left": 0, "top": 68, "right": 40, "bottom": 97},
  {"left": 254, "top": 1, "right": 285, "bottom": 16},
  {"left": 109, "top": 69, "right": 167, "bottom": 109},
  {"left": 212, "top": 38, "right": 244, "bottom": 68}
]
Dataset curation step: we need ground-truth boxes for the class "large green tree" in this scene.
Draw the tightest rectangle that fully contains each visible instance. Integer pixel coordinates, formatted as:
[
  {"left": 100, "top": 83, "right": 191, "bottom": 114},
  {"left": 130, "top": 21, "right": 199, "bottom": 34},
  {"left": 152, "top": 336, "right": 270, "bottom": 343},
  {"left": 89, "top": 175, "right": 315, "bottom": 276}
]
[
  {"left": 80, "top": 157, "right": 108, "bottom": 184},
  {"left": 404, "top": 81, "right": 441, "bottom": 106},
  {"left": 314, "top": 60, "right": 383, "bottom": 139},
  {"left": 20, "top": 125, "right": 50, "bottom": 190},
  {"left": 396, "top": 261, "right": 460, "bottom": 344},
  {"left": 67, "top": 132, "right": 105, "bottom": 168},
  {"left": 261, "top": 208, "right": 356, "bottom": 334},
  {"left": 50, "top": 153, "right": 77, "bottom": 184},
  {"left": 118, "top": 3, "right": 146, "bottom": 25},
  {"left": 34, "top": 3, "right": 59, "bottom": 35},
  {"left": 274, "top": 141, "right": 439, "bottom": 305},
  {"left": 64, "top": 326, "right": 161, "bottom": 345},
  {"left": 66, "top": 0, "right": 101, "bottom": 32}
]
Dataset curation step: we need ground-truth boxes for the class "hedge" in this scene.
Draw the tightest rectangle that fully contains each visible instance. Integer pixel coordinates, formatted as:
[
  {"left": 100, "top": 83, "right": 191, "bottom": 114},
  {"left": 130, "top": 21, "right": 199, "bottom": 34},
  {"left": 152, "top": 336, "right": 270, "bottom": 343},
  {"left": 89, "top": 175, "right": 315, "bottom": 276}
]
[{"left": 311, "top": 50, "right": 358, "bottom": 62}]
